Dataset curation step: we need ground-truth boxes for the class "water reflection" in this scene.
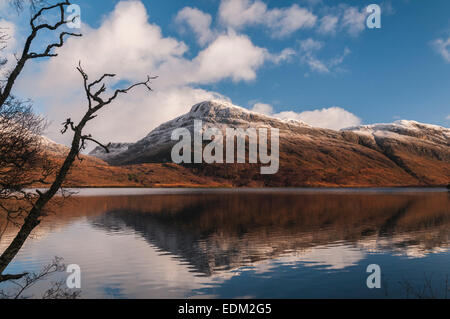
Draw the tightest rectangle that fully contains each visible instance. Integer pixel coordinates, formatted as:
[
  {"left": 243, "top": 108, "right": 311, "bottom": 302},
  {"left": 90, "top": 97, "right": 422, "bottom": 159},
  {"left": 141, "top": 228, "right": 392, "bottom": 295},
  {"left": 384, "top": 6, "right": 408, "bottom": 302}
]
[
  {"left": 84, "top": 191, "right": 450, "bottom": 273},
  {"left": 1, "top": 190, "right": 449, "bottom": 298}
]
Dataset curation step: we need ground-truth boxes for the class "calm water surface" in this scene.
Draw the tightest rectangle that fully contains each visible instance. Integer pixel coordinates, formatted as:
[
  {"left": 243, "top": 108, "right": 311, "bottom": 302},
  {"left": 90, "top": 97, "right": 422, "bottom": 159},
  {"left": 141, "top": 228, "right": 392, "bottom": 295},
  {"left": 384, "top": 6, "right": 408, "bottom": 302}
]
[{"left": 1, "top": 188, "right": 449, "bottom": 299}]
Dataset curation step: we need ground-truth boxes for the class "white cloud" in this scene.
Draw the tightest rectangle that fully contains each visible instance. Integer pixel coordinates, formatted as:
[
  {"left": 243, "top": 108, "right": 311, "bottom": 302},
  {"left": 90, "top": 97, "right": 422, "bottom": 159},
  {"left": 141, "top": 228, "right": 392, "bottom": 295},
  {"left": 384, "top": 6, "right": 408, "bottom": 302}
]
[
  {"left": 299, "top": 38, "right": 328, "bottom": 73},
  {"left": 266, "top": 4, "right": 318, "bottom": 37},
  {"left": 268, "top": 48, "right": 296, "bottom": 64},
  {"left": 251, "top": 103, "right": 361, "bottom": 130},
  {"left": 432, "top": 37, "right": 450, "bottom": 63},
  {"left": 42, "top": 86, "right": 230, "bottom": 147},
  {"left": 446, "top": 115, "right": 450, "bottom": 121},
  {"left": 0, "top": 0, "right": 7, "bottom": 10},
  {"left": 300, "top": 38, "right": 323, "bottom": 52},
  {"left": 251, "top": 103, "right": 273, "bottom": 115},
  {"left": 318, "top": 15, "right": 339, "bottom": 34},
  {"left": 298, "top": 38, "right": 350, "bottom": 74},
  {"left": 219, "top": 0, "right": 266, "bottom": 29},
  {"left": 23, "top": 1, "right": 188, "bottom": 92},
  {"left": 277, "top": 107, "right": 361, "bottom": 130},
  {"left": 302, "top": 57, "right": 329, "bottom": 74},
  {"left": 0, "top": 18, "right": 16, "bottom": 50},
  {"left": 329, "top": 47, "right": 351, "bottom": 67},
  {"left": 14, "top": 1, "right": 288, "bottom": 148},
  {"left": 175, "top": 7, "right": 215, "bottom": 46},
  {"left": 342, "top": 6, "right": 367, "bottom": 37},
  {"left": 315, "top": 5, "right": 369, "bottom": 37},
  {"left": 6, "top": 0, "right": 369, "bottom": 148},
  {"left": 0, "top": 18, "right": 17, "bottom": 77},
  {"left": 192, "top": 32, "right": 268, "bottom": 83},
  {"left": 218, "top": 0, "right": 316, "bottom": 37}
]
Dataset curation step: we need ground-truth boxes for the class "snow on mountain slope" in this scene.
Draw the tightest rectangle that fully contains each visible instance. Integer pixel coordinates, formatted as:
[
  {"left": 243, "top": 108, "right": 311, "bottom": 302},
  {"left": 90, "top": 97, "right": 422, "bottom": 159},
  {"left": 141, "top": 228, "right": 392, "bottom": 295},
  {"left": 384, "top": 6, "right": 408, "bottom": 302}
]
[
  {"left": 86, "top": 100, "right": 449, "bottom": 187},
  {"left": 137, "top": 99, "right": 311, "bottom": 146},
  {"left": 99, "top": 100, "right": 313, "bottom": 165},
  {"left": 96, "top": 100, "right": 449, "bottom": 166},
  {"left": 90, "top": 143, "right": 132, "bottom": 161},
  {"left": 343, "top": 120, "right": 450, "bottom": 146},
  {"left": 342, "top": 120, "right": 450, "bottom": 185},
  {"left": 39, "top": 136, "right": 69, "bottom": 156}
]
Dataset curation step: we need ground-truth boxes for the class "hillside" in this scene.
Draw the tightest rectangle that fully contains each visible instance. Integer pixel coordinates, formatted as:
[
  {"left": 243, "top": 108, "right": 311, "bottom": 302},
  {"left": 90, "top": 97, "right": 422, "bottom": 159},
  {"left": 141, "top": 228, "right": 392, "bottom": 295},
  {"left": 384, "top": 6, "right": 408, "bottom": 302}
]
[
  {"left": 85, "top": 101, "right": 450, "bottom": 187},
  {"left": 38, "top": 137, "right": 231, "bottom": 188},
  {"left": 28, "top": 101, "right": 449, "bottom": 188}
]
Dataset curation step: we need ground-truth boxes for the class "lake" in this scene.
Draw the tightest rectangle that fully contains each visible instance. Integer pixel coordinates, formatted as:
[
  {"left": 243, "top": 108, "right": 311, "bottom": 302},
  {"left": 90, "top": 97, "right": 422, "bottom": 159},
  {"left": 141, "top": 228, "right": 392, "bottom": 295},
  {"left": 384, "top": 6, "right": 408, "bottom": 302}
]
[{"left": 1, "top": 188, "right": 449, "bottom": 299}]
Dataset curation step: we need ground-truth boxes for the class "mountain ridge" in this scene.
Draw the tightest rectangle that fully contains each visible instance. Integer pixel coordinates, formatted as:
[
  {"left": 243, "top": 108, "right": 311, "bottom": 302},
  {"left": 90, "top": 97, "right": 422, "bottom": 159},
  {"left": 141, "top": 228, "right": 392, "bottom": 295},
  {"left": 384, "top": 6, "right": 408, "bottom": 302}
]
[
  {"left": 90, "top": 101, "right": 450, "bottom": 163},
  {"left": 39, "top": 100, "right": 449, "bottom": 187}
]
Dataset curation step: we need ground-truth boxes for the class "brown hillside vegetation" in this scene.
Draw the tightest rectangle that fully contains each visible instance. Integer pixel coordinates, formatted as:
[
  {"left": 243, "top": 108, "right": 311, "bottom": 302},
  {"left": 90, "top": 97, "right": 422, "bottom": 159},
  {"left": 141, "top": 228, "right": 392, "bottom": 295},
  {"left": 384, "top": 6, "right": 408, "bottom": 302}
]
[
  {"left": 46, "top": 155, "right": 231, "bottom": 188},
  {"left": 33, "top": 101, "right": 450, "bottom": 188}
]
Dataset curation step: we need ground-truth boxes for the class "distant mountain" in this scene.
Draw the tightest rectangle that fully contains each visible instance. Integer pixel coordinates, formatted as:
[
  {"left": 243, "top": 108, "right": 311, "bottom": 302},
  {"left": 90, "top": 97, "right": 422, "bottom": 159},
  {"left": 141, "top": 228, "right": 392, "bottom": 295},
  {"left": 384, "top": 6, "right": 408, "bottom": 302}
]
[
  {"left": 342, "top": 120, "right": 450, "bottom": 185},
  {"left": 89, "top": 142, "right": 132, "bottom": 162},
  {"left": 93, "top": 100, "right": 311, "bottom": 165},
  {"left": 88, "top": 100, "right": 450, "bottom": 187}
]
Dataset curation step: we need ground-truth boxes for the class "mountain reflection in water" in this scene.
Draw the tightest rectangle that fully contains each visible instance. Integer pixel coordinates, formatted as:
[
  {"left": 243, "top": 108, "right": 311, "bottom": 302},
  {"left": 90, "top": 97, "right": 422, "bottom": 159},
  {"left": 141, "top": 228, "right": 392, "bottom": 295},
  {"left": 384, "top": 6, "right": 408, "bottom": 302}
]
[
  {"left": 85, "top": 192, "right": 450, "bottom": 274},
  {"left": 1, "top": 189, "right": 449, "bottom": 298}
]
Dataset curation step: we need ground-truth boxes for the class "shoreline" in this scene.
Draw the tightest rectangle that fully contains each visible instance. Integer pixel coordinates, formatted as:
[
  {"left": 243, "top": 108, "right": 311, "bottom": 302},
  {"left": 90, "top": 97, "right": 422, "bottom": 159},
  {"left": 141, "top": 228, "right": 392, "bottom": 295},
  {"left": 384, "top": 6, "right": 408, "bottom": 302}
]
[
  {"left": 27, "top": 186, "right": 450, "bottom": 197},
  {"left": 55, "top": 184, "right": 450, "bottom": 189}
]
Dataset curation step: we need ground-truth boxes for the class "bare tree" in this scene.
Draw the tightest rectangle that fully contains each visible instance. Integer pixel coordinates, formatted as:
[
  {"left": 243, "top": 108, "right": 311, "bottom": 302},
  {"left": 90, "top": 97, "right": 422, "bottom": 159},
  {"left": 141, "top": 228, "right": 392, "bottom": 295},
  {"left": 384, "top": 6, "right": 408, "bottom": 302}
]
[
  {"left": 0, "top": 30, "right": 8, "bottom": 57},
  {"left": 0, "top": 97, "right": 54, "bottom": 240},
  {"left": 0, "top": 257, "right": 81, "bottom": 299},
  {"left": 0, "top": 0, "right": 155, "bottom": 286},
  {"left": 0, "top": 0, "right": 81, "bottom": 108},
  {"left": 0, "top": 62, "right": 156, "bottom": 282},
  {"left": 0, "top": 1, "right": 79, "bottom": 242},
  {"left": 10, "top": 0, "right": 47, "bottom": 13}
]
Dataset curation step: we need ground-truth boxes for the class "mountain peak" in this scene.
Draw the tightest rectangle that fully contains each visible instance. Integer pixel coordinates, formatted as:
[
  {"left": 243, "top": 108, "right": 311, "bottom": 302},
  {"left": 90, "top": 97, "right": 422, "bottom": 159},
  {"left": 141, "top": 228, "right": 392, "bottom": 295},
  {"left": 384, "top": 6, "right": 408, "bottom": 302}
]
[
  {"left": 188, "top": 100, "right": 310, "bottom": 127},
  {"left": 188, "top": 100, "right": 263, "bottom": 122},
  {"left": 189, "top": 100, "right": 248, "bottom": 115},
  {"left": 94, "top": 100, "right": 313, "bottom": 165}
]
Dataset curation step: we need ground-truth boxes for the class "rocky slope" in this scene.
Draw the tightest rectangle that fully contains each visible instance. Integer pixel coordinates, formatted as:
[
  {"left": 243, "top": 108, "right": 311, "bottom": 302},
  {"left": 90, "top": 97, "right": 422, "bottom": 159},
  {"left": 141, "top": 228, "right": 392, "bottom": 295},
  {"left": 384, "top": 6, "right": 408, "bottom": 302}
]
[
  {"left": 88, "top": 100, "right": 450, "bottom": 187},
  {"left": 89, "top": 142, "right": 132, "bottom": 162},
  {"left": 98, "top": 100, "right": 311, "bottom": 165},
  {"left": 341, "top": 121, "right": 450, "bottom": 185}
]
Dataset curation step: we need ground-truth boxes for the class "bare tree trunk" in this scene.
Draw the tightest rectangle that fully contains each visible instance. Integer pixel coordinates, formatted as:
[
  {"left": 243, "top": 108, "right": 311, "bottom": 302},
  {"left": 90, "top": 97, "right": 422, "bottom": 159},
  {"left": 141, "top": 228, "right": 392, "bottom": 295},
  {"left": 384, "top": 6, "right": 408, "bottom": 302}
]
[
  {"left": 0, "top": 2, "right": 151, "bottom": 282},
  {"left": 0, "top": 120, "right": 83, "bottom": 275},
  {"left": 0, "top": 63, "right": 154, "bottom": 281},
  {"left": 0, "top": 59, "right": 27, "bottom": 108}
]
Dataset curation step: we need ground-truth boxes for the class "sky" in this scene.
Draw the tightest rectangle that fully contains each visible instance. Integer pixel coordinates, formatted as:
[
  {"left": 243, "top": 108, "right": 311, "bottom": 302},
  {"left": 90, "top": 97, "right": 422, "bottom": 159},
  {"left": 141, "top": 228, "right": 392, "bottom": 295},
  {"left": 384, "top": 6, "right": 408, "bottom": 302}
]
[{"left": 0, "top": 0, "right": 449, "bottom": 147}]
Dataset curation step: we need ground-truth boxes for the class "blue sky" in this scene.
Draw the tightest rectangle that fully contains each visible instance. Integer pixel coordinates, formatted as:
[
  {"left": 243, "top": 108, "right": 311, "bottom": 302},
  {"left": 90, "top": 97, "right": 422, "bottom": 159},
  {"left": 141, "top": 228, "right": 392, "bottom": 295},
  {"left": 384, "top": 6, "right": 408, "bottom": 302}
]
[
  {"left": 75, "top": 0, "right": 450, "bottom": 125},
  {"left": 1, "top": 0, "right": 449, "bottom": 144}
]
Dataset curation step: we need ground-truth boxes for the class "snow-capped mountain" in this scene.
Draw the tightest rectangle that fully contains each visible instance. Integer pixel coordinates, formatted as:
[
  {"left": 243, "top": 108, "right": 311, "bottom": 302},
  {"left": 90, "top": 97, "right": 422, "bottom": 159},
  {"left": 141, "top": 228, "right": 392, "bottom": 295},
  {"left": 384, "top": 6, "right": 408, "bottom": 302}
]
[
  {"left": 85, "top": 100, "right": 450, "bottom": 187},
  {"left": 344, "top": 120, "right": 450, "bottom": 146},
  {"left": 39, "top": 136, "right": 69, "bottom": 156},
  {"left": 89, "top": 143, "right": 132, "bottom": 162},
  {"left": 341, "top": 120, "right": 450, "bottom": 184},
  {"left": 93, "top": 100, "right": 313, "bottom": 165}
]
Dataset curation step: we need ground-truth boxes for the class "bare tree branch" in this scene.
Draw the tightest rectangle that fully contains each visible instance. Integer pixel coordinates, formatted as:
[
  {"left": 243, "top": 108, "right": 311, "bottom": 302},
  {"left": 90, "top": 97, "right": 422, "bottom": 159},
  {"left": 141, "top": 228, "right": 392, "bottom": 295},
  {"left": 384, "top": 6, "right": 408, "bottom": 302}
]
[
  {"left": 0, "top": 1, "right": 82, "bottom": 108},
  {"left": 0, "top": 1, "right": 155, "bottom": 286},
  {"left": 0, "top": 62, "right": 155, "bottom": 276},
  {"left": 0, "top": 257, "right": 81, "bottom": 299},
  {"left": 28, "top": 31, "right": 81, "bottom": 58},
  {"left": 60, "top": 118, "right": 75, "bottom": 134},
  {"left": 80, "top": 135, "right": 111, "bottom": 154},
  {"left": 10, "top": 0, "right": 46, "bottom": 13},
  {"left": 0, "top": 1, "right": 82, "bottom": 278}
]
